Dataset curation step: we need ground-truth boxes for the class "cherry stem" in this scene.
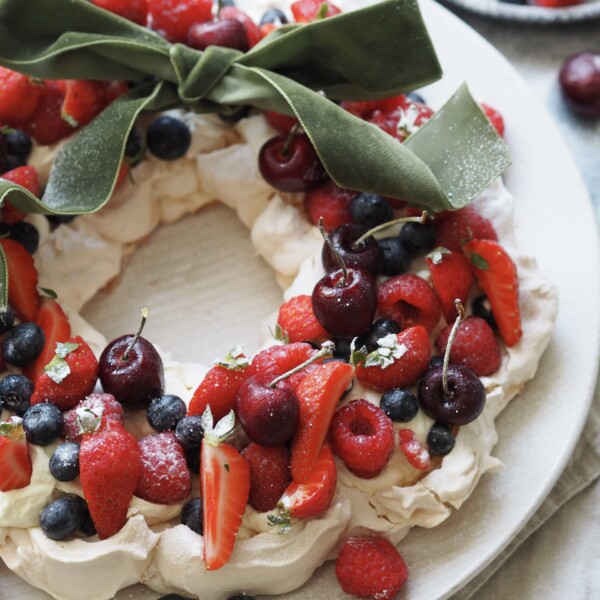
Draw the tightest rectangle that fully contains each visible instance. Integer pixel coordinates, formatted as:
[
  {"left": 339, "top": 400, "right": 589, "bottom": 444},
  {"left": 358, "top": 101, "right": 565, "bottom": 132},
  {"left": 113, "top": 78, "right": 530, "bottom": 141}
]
[
  {"left": 442, "top": 299, "right": 465, "bottom": 398},
  {"left": 215, "top": 0, "right": 223, "bottom": 18},
  {"left": 281, "top": 123, "right": 301, "bottom": 157},
  {"left": 269, "top": 341, "right": 335, "bottom": 388},
  {"left": 122, "top": 307, "right": 149, "bottom": 362},
  {"left": 318, "top": 217, "right": 348, "bottom": 285},
  {"left": 352, "top": 211, "right": 428, "bottom": 248}
]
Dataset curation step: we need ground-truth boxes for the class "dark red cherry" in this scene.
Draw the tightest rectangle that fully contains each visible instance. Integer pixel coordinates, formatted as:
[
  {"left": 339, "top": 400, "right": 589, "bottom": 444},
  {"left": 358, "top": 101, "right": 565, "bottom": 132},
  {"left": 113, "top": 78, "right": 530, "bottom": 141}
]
[
  {"left": 258, "top": 133, "right": 327, "bottom": 193},
  {"left": 187, "top": 18, "right": 249, "bottom": 52},
  {"left": 559, "top": 52, "right": 600, "bottom": 117},
  {"left": 311, "top": 267, "right": 377, "bottom": 338},
  {"left": 417, "top": 364, "right": 485, "bottom": 426},
  {"left": 322, "top": 223, "right": 382, "bottom": 277},
  {"left": 236, "top": 375, "right": 299, "bottom": 446},
  {"left": 99, "top": 336, "right": 164, "bottom": 408}
]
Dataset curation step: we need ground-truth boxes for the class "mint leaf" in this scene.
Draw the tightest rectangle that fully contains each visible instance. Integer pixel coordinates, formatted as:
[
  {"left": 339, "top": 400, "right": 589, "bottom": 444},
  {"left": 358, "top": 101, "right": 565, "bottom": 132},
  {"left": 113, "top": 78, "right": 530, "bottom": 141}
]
[
  {"left": 363, "top": 333, "right": 407, "bottom": 369},
  {"left": 214, "top": 345, "right": 249, "bottom": 370}
]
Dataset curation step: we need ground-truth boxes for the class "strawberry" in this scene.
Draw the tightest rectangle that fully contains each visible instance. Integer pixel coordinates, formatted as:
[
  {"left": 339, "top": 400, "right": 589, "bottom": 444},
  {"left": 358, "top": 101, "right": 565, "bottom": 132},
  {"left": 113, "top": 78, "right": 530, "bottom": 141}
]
[
  {"left": 398, "top": 429, "right": 431, "bottom": 471},
  {"left": 248, "top": 342, "right": 317, "bottom": 381},
  {"left": 481, "top": 102, "right": 505, "bottom": 137},
  {"left": 0, "top": 417, "right": 33, "bottom": 491},
  {"left": 147, "top": 0, "right": 213, "bottom": 43},
  {"left": 201, "top": 411, "right": 250, "bottom": 570},
  {"left": 377, "top": 273, "right": 441, "bottom": 333},
  {"left": 1, "top": 238, "right": 40, "bottom": 323},
  {"left": 80, "top": 419, "right": 141, "bottom": 539},
  {"left": 303, "top": 179, "right": 355, "bottom": 232},
  {"left": 187, "top": 347, "right": 249, "bottom": 422},
  {"left": 135, "top": 432, "right": 191, "bottom": 505},
  {"left": 90, "top": 0, "right": 149, "bottom": 25},
  {"left": 219, "top": 7, "right": 262, "bottom": 48},
  {"left": 265, "top": 110, "right": 299, "bottom": 134},
  {"left": 30, "top": 336, "right": 99, "bottom": 411},
  {"left": 241, "top": 442, "right": 291, "bottom": 513},
  {"left": 62, "top": 393, "right": 124, "bottom": 443},
  {"left": 1, "top": 166, "right": 41, "bottom": 225},
  {"left": 277, "top": 295, "right": 329, "bottom": 344},
  {"left": 368, "top": 101, "right": 433, "bottom": 142},
  {"left": 434, "top": 205, "right": 498, "bottom": 253},
  {"left": 290, "top": 361, "right": 354, "bottom": 483},
  {"left": 23, "top": 299, "right": 71, "bottom": 383},
  {"left": 426, "top": 247, "right": 473, "bottom": 323},
  {"left": 25, "top": 82, "right": 73, "bottom": 146},
  {"left": 279, "top": 443, "right": 336, "bottom": 519},
  {"left": 61, "top": 80, "right": 108, "bottom": 128},
  {"left": 105, "top": 80, "right": 130, "bottom": 103},
  {"left": 335, "top": 535, "right": 409, "bottom": 600},
  {"left": 355, "top": 326, "right": 431, "bottom": 392},
  {"left": 0, "top": 67, "right": 42, "bottom": 127},
  {"left": 259, "top": 22, "right": 278, "bottom": 40},
  {"left": 291, "top": 0, "right": 342, "bottom": 22},
  {"left": 464, "top": 239, "right": 522, "bottom": 347}
]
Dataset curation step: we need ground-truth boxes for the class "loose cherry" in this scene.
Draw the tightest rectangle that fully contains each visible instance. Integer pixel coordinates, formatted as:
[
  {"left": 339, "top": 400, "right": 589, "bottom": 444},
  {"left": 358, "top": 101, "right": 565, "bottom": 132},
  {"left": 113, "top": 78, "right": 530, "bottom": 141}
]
[
  {"left": 322, "top": 223, "right": 382, "bottom": 277},
  {"left": 99, "top": 308, "right": 165, "bottom": 408},
  {"left": 187, "top": 19, "right": 249, "bottom": 52},
  {"left": 559, "top": 51, "right": 600, "bottom": 117}
]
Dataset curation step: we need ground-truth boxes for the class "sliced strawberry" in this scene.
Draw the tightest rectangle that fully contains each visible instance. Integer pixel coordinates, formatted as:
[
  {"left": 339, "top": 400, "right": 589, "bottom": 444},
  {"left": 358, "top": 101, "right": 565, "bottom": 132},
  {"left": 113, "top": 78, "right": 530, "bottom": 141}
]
[
  {"left": 303, "top": 179, "right": 355, "bottom": 232},
  {"left": 280, "top": 444, "right": 336, "bottom": 519},
  {"left": 90, "top": 0, "right": 149, "bottom": 25},
  {"left": 0, "top": 418, "right": 33, "bottom": 491},
  {"left": 61, "top": 80, "right": 108, "bottom": 128},
  {"left": 201, "top": 439, "right": 250, "bottom": 570},
  {"left": 398, "top": 429, "right": 431, "bottom": 471},
  {"left": 480, "top": 102, "right": 505, "bottom": 137},
  {"left": 1, "top": 238, "right": 40, "bottom": 323},
  {"left": 23, "top": 299, "right": 71, "bottom": 383},
  {"left": 1, "top": 165, "right": 41, "bottom": 225},
  {"left": 0, "top": 67, "right": 42, "bottom": 127},
  {"left": 290, "top": 361, "right": 354, "bottom": 483},
  {"left": 291, "top": 0, "right": 342, "bottom": 22},
  {"left": 25, "top": 82, "right": 74, "bottom": 146},
  {"left": 464, "top": 239, "right": 522, "bottom": 347}
]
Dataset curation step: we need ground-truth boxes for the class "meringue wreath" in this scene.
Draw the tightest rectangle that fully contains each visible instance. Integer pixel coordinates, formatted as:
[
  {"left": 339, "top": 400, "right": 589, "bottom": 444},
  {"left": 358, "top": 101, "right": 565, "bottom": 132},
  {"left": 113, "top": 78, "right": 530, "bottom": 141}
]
[{"left": 0, "top": 1, "right": 557, "bottom": 599}]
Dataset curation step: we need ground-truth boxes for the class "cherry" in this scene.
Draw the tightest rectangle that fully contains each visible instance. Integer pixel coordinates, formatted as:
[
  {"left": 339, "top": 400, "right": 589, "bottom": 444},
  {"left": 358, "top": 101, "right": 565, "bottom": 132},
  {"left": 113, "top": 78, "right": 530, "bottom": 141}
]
[
  {"left": 258, "top": 131, "right": 326, "bottom": 193},
  {"left": 187, "top": 18, "right": 249, "bottom": 52},
  {"left": 559, "top": 52, "right": 600, "bottom": 117},
  {"left": 98, "top": 309, "right": 164, "bottom": 408},
  {"left": 322, "top": 223, "right": 382, "bottom": 277}
]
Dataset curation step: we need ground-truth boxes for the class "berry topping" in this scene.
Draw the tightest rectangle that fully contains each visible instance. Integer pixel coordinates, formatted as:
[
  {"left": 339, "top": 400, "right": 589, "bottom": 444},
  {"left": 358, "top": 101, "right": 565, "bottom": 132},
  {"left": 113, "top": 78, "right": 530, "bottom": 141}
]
[
  {"left": 362, "top": 318, "right": 401, "bottom": 353},
  {"left": 350, "top": 193, "right": 393, "bottom": 229},
  {"left": 22, "top": 402, "right": 64, "bottom": 446},
  {"left": 434, "top": 205, "right": 498, "bottom": 253},
  {"left": 0, "top": 417, "right": 32, "bottom": 491},
  {"left": 397, "top": 220, "right": 436, "bottom": 256},
  {"left": 248, "top": 342, "right": 316, "bottom": 381},
  {"left": 62, "top": 393, "right": 125, "bottom": 443},
  {"left": 321, "top": 223, "right": 382, "bottom": 277},
  {"left": 181, "top": 497, "right": 203, "bottom": 534},
  {"left": 0, "top": 67, "right": 42, "bottom": 126},
  {"left": 335, "top": 535, "right": 408, "bottom": 600},
  {"left": 60, "top": 80, "right": 108, "bottom": 128},
  {"left": 559, "top": 52, "right": 600, "bottom": 117},
  {"left": 1, "top": 166, "right": 40, "bottom": 225},
  {"left": 147, "top": 394, "right": 187, "bottom": 432},
  {"left": 377, "top": 236, "right": 410, "bottom": 276},
  {"left": 331, "top": 399, "right": 394, "bottom": 478},
  {"left": 187, "top": 19, "right": 249, "bottom": 52},
  {"left": 49, "top": 441, "right": 81, "bottom": 482},
  {"left": 40, "top": 495, "right": 86, "bottom": 541},
  {"left": 291, "top": 0, "right": 342, "bottom": 22},
  {"left": 398, "top": 429, "right": 431, "bottom": 470},
  {"left": 147, "top": 0, "right": 212, "bottom": 43},
  {"left": 379, "top": 388, "right": 419, "bottom": 422},
  {"left": 277, "top": 295, "right": 328, "bottom": 344},
  {"left": 90, "top": 0, "right": 149, "bottom": 25},
  {"left": 3, "top": 221, "right": 40, "bottom": 254},
  {"left": 427, "top": 423, "right": 455, "bottom": 456},
  {"left": 135, "top": 432, "right": 191, "bottom": 504},
  {"left": 303, "top": 179, "right": 355, "bottom": 232},
  {"left": 25, "top": 82, "right": 74, "bottom": 146},
  {"left": 219, "top": 6, "right": 261, "bottom": 48},
  {"left": 480, "top": 102, "right": 505, "bottom": 137},
  {"left": 146, "top": 116, "right": 192, "bottom": 161},
  {"left": 3, "top": 323, "right": 45, "bottom": 368},
  {"left": 0, "top": 374, "right": 34, "bottom": 416}
]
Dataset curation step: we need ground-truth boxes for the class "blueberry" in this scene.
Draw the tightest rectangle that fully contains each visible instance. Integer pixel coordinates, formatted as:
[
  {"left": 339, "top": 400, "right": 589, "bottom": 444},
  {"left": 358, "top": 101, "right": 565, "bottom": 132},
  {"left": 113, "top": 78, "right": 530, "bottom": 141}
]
[
  {"left": 260, "top": 8, "right": 288, "bottom": 25},
  {"left": 398, "top": 221, "right": 436, "bottom": 256},
  {"left": 181, "top": 497, "right": 203, "bottom": 534},
  {"left": 8, "top": 221, "right": 40, "bottom": 254},
  {"left": 80, "top": 506, "right": 97, "bottom": 537},
  {"left": 146, "top": 116, "right": 191, "bottom": 161},
  {"left": 405, "top": 91, "right": 426, "bottom": 105},
  {"left": 5, "top": 154, "right": 26, "bottom": 170},
  {"left": 0, "top": 374, "right": 34, "bottom": 415},
  {"left": 363, "top": 318, "right": 401, "bottom": 352},
  {"left": 40, "top": 495, "right": 86, "bottom": 541},
  {"left": 332, "top": 337, "right": 355, "bottom": 362},
  {"left": 380, "top": 388, "right": 419, "bottom": 422},
  {"left": 47, "top": 214, "right": 76, "bottom": 226},
  {"left": 124, "top": 127, "right": 144, "bottom": 164},
  {"left": 472, "top": 295, "right": 497, "bottom": 330},
  {"left": 377, "top": 237, "right": 410, "bottom": 276},
  {"left": 427, "top": 423, "right": 456, "bottom": 456},
  {"left": 218, "top": 105, "right": 252, "bottom": 124},
  {"left": 185, "top": 445, "right": 201, "bottom": 474},
  {"left": 429, "top": 356, "right": 444, "bottom": 369},
  {"left": 49, "top": 442, "right": 80, "bottom": 482},
  {"left": 6, "top": 130, "right": 32, "bottom": 160},
  {"left": 22, "top": 403, "right": 64, "bottom": 446},
  {"left": 350, "top": 192, "right": 393, "bottom": 229},
  {"left": 147, "top": 394, "right": 187, "bottom": 432},
  {"left": 221, "top": 0, "right": 236, "bottom": 6},
  {"left": 2, "top": 322, "right": 45, "bottom": 367},
  {"left": 0, "top": 304, "right": 15, "bottom": 333},
  {"left": 175, "top": 415, "right": 204, "bottom": 449}
]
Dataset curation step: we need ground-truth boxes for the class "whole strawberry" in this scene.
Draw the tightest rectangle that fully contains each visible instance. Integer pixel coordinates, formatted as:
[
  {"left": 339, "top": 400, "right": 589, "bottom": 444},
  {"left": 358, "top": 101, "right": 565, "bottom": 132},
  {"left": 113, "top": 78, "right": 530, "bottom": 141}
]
[
  {"left": 62, "top": 393, "right": 124, "bottom": 443},
  {"left": 79, "top": 416, "right": 141, "bottom": 539},
  {"left": 0, "top": 416, "right": 33, "bottom": 491},
  {"left": 277, "top": 295, "right": 328, "bottom": 344},
  {"left": 31, "top": 336, "right": 99, "bottom": 411}
]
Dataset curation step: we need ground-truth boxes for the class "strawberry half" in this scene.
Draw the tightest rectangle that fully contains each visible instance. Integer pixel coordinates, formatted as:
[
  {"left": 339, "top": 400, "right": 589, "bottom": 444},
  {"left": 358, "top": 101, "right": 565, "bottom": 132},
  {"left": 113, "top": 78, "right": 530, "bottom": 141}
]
[
  {"left": 290, "top": 361, "right": 354, "bottom": 484},
  {"left": 0, "top": 67, "right": 42, "bottom": 127},
  {"left": 61, "top": 80, "right": 108, "bottom": 128},
  {"left": 1, "top": 166, "right": 41, "bottom": 225},
  {"left": 1, "top": 238, "right": 40, "bottom": 323},
  {"left": 0, "top": 417, "right": 33, "bottom": 492},
  {"left": 464, "top": 239, "right": 522, "bottom": 347},
  {"left": 291, "top": 0, "right": 342, "bottom": 22}
]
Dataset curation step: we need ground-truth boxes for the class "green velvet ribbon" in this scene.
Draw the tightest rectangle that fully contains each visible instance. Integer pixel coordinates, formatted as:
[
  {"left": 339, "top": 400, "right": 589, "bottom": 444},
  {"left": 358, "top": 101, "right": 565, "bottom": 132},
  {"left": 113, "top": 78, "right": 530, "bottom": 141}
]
[{"left": 0, "top": 0, "right": 510, "bottom": 310}]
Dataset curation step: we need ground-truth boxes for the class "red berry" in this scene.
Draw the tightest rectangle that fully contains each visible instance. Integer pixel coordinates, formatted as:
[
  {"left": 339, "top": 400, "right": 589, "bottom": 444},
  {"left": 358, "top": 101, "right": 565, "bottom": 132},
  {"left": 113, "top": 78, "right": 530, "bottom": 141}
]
[
  {"left": 0, "top": 67, "right": 42, "bottom": 127},
  {"left": 1, "top": 238, "right": 40, "bottom": 323},
  {"left": 219, "top": 6, "right": 261, "bottom": 48},
  {"left": 529, "top": 0, "right": 581, "bottom": 6},
  {"left": 331, "top": 399, "right": 394, "bottom": 478},
  {"left": 1, "top": 166, "right": 41, "bottom": 225},
  {"left": 0, "top": 418, "right": 33, "bottom": 492},
  {"left": 291, "top": 0, "right": 342, "bottom": 22},
  {"left": 377, "top": 273, "right": 441, "bottom": 333},
  {"left": 265, "top": 110, "right": 299, "bottom": 134},
  {"left": 135, "top": 432, "right": 191, "bottom": 504},
  {"left": 436, "top": 316, "right": 501, "bottom": 376},
  {"left": 62, "top": 393, "right": 125, "bottom": 443},
  {"left": 559, "top": 51, "right": 600, "bottom": 117},
  {"left": 187, "top": 18, "right": 249, "bottom": 52},
  {"left": 105, "top": 80, "right": 130, "bottom": 103},
  {"left": 248, "top": 342, "right": 316, "bottom": 380},
  {"left": 434, "top": 205, "right": 498, "bottom": 253},
  {"left": 277, "top": 295, "right": 329, "bottom": 344},
  {"left": 335, "top": 535, "right": 409, "bottom": 600},
  {"left": 61, "top": 80, "right": 108, "bottom": 128},
  {"left": 147, "top": 0, "right": 212, "bottom": 43},
  {"left": 241, "top": 443, "right": 291, "bottom": 512},
  {"left": 90, "top": 0, "right": 148, "bottom": 25},
  {"left": 355, "top": 326, "right": 431, "bottom": 392},
  {"left": 25, "top": 82, "right": 74, "bottom": 146},
  {"left": 480, "top": 102, "right": 505, "bottom": 137},
  {"left": 398, "top": 429, "right": 431, "bottom": 470},
  {"left": 303, "top": 179, "right": 355, "bottom": 232}
]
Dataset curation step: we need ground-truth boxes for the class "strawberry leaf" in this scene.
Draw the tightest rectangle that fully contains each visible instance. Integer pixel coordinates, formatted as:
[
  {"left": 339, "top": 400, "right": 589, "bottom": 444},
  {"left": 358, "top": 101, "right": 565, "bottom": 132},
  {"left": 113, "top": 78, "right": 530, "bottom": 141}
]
[
  {"left": 214, "top": 345, "right": 249, "bottom": 370},
  {"left": 44, "top": 341, "right": 80, "bottom": 383},
  {"left": 470, "top": 252, "right": 490, "bottom": 271}
]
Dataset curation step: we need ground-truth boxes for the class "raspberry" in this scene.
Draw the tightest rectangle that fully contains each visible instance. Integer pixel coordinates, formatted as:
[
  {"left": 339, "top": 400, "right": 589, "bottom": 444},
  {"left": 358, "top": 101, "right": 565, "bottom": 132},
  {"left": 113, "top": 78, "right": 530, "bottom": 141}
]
[
  {"left": 62, "top": 393, "right": 125, "bottom": 443},
  {"left": 398, "top": 429, "right": 431, "bottom": 470},
  {"left": 135, "top": 432, "right": 191, "bottom": 504},
  {"left": 480, "top": 102, "right": 505, "bottom": 137},
  {"left": 434, "top": 205, "right": 498, "bottom": 253},
  {"left": 436, "top": 316, "right": 501, "bottom": 376},
  {"left": 335, "top": 535, "right": 409, "bottom": 600},
  {"left": 277, "top": 295, "right": 328, "bottom": 344},
  {"left": 304, "top": 179, "right": 355, "bottom": 232},
  {"left": 147, "top": 0, "right": 212, "bottom": 43},
  {"left": 377, "top": 273, "right": 441, "bottom": 333},
  {"left": 241, "top": 442, "right": 291, "bottom": 512},
  {"left": 331, "top": 399, "right": 394, "bottom": 478}
]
